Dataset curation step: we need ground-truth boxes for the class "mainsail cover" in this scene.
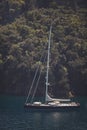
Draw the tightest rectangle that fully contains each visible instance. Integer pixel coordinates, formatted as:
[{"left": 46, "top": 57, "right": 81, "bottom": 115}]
[{"left": 46, "top": 94, "right": 71, "bottom": 102}]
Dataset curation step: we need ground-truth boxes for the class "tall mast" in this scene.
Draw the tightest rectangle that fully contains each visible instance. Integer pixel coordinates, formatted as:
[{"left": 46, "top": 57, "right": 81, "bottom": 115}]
[{"left": 45, "top": 25, "right": 52, "bottom": 103}]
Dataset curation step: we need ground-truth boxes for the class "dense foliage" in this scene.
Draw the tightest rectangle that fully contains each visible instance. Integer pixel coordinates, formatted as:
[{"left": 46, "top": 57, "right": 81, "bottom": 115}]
[{"left": 0, "top": 0, "right": 87, "bottom": 97}]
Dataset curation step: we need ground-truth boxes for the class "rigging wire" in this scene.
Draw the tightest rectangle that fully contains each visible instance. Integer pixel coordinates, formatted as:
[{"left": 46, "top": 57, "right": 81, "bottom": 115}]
[
  {"left": 30, "top": 55, "right": 47, "bottom": 103},
  {"left": 25, "top": 50, "right": 47, "bottom": 104},
  {"left": 30, "top": 68, "right": 42, "bottom": 103}
]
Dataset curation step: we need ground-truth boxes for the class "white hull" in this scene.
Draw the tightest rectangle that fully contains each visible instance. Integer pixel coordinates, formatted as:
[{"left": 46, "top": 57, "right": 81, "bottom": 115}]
[{"left": 24, "top": 102, "right": 80, "bottom": 111}]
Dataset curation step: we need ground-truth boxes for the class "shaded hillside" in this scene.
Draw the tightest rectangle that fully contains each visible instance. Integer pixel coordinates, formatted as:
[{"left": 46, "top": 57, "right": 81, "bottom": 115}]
[{"left": 0, "top": 0, "right": 87, "bottom": 97}]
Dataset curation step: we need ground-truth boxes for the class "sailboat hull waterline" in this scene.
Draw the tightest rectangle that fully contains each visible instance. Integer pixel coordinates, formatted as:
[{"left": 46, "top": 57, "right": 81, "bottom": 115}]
[{"left": 24, "top": 102, "right": 80, "bottom": 111}]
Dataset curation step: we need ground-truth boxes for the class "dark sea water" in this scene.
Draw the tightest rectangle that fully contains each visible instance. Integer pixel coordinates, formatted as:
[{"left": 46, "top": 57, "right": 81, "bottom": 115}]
[{"left": 0, "top": 95, "right": 87, "bottom": 130}]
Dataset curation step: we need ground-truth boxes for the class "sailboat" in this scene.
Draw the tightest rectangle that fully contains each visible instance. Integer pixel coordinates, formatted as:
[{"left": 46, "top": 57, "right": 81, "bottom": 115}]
[{"left": 24, "top": 25, "right": 80, "bottom": 110}]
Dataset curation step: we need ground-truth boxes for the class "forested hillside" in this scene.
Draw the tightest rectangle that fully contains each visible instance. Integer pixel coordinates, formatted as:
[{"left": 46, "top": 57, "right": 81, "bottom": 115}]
[{"left": 0, "top": 0, "right": 87, "bottom": 97}]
